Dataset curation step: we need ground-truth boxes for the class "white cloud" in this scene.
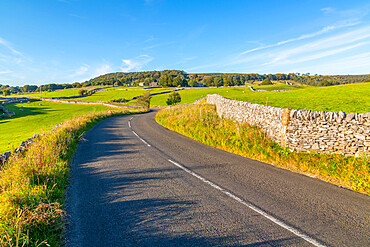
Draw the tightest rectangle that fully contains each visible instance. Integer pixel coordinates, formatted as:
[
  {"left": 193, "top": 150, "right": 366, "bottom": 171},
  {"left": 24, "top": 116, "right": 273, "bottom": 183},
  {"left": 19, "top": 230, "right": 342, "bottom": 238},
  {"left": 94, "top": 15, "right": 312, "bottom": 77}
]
[
  {"left": 321, "top": 7, "right": 335, "bottom": 14},
  {"left": 263, "top": 25, "right": 370, "bottom": 66},
  {"left": 0, "top": 70, "right": 12, "bottom": 74},
  {"left": 121, "top": 55, "right": 153, "bottom": 72},
  {"left": 0, "top": 37, "right": 23, "bottom": 56},
  {"left": 264, "top": 41, "right": 370, "bottom": 66},
  {"left": 92, "top": 64, "right": 112, "bottom": 77},
  {"left": 240, "top": 20, "right": 360, "bottom": 55},
  {"left": 74, "top": 64, "right": 89, "bottom": 76}
]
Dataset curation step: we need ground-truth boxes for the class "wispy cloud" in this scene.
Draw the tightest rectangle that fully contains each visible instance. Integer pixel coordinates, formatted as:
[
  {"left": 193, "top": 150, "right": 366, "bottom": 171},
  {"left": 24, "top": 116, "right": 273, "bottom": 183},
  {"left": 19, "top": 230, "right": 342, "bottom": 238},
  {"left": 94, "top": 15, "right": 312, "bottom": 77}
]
[
  {"left": 121, "top": 55, "right": 153, "bottom": 72},
  {"left": 321, "top": 7, "right": 335, "bottom": 14},
  {"left": 0, "top": 70, "right": 12, "bottom": 74},
  {"left": 92, "top": 64, "right": 112, "bottom": 77},
  {"left": 0, "top": 37, "right": 23, "bottom": 56},
  {"left": 142, "top": 41, "right": 176, "bottom": 50},
  {"left": 263, "top": 25, "right": 370, "bottom": 66},
  {"left": 240, "top": 20, "right": 360, "bottom": 55}
]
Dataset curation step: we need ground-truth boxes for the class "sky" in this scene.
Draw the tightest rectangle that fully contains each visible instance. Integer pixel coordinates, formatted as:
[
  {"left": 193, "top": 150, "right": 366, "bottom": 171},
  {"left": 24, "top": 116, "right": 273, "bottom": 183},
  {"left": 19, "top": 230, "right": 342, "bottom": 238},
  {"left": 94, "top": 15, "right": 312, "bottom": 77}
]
[{"left": 0, "top": 0, "right": 370, "bottom": 86}]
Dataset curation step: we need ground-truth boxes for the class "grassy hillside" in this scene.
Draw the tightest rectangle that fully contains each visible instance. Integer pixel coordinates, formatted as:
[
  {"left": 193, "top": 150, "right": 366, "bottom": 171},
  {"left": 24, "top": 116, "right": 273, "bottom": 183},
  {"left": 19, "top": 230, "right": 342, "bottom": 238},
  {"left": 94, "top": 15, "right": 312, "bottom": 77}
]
[
  {"left": 13, "top": 86, "right": 99, "bottom": 98},
  {"left": 74, "top": 88, "right": 171, "bottom": 102},
  {"left": 0, "top": 101, "right": 125, "bottom": 153},
  {"left": 234, "top": 82, "right": 370, "bottom": 113},
  {"left": 150, "top": 82, "right": 370, "bottom": 113}
]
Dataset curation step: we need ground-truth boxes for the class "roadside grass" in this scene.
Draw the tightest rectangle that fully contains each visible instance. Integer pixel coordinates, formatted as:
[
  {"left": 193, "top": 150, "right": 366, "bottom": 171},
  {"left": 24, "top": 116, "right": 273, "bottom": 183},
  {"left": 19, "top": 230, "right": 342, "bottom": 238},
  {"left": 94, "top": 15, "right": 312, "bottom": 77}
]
[
  {"left": 0, "top": 108, "right": 144, "bottom": 246},
  {"left": 151, "top": 82, "right": 370, "bottom": 113},
  {"left": 156, "top": 103, "right": 369, "bottom": 195},
  {"left": 0, "top": 101, "right": 125, "bottom": 154}
]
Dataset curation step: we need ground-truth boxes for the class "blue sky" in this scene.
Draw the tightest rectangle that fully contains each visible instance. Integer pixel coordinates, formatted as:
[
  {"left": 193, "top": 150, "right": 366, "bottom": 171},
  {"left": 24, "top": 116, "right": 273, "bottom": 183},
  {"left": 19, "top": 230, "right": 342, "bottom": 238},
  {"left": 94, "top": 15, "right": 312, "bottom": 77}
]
[{"left": 0, "top": 0, "right": 370, "bottom": 86}]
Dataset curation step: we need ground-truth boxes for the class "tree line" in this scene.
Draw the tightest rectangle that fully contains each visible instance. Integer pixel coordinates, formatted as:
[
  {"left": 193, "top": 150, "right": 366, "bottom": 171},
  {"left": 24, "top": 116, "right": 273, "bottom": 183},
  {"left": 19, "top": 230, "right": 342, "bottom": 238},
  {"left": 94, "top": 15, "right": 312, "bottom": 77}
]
[{"left": 2, "top": 70, "right": 370, "bottom": 95}]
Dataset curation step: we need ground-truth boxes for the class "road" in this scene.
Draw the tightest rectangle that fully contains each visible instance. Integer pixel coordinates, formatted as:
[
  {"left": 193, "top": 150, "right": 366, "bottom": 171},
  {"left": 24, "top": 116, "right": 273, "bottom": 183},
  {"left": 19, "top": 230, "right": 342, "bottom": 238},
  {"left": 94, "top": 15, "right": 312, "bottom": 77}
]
[{"left": 65, "top": 110, "right": 369, "bottom": 246}]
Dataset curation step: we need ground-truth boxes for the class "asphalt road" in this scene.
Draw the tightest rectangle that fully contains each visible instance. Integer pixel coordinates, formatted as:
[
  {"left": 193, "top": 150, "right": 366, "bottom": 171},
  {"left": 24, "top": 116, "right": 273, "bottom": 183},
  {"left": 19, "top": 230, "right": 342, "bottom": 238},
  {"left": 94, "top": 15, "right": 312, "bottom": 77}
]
[{"left": 65, "top": 110, "right": 369, "bottom": 247}]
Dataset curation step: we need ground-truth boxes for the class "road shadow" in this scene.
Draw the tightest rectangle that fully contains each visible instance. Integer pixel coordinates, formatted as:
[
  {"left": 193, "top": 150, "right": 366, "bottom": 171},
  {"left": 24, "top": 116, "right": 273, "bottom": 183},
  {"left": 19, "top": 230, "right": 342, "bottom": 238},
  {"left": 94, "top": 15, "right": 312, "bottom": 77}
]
[
  {"left": 66, "top": 115, "right": 307, "bottom": 246},
  {"left": 67, "top": 159, "right": 304, "bottom": 246}
]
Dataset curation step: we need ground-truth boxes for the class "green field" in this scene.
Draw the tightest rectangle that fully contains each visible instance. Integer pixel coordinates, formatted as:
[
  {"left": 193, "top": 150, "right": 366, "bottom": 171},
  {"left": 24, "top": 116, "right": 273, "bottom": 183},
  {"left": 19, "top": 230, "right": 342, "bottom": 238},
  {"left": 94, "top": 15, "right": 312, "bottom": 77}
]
[
  {"left": 252, "top": 84, "right": 304, "bottom": 91},
  {"left": 0, "top": 101, "right": 120, "bottom": 153},
  {"left": 74, "top": 88, "right": 172, "bottom": 102},
  {"left": 8, "top": 86, "right": 102, "bottom": 98},
  {"left": 150, "top": 82, "right": 370, "bottom": 113}
]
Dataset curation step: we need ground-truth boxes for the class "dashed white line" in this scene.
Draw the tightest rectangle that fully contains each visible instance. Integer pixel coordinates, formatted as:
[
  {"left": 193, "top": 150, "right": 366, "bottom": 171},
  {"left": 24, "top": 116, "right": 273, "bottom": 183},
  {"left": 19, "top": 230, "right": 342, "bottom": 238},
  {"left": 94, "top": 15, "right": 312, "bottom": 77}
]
[
  {"left": 128, "top": 117, "right": 151, "bottom": 147},
  {"left": 168, "top": 159, "right": 326, "bottom": 247},
  {"left": 127, "top": 116, "right": 325, "bottom": 246}
]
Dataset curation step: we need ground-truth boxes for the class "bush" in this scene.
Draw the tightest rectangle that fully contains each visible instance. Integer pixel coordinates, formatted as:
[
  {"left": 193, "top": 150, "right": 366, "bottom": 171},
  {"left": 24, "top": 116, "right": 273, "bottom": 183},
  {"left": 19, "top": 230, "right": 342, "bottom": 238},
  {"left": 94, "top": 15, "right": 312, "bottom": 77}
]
[
  {"left": 136, "top": 92, "right": 151, "bottom": 110},
  {"left": 166, "top": 92, "right": 181, "bottom": 105},
  {"left": 110, "top": 98, "right": 128, "bottom": 103},
  {"left": 260, "top": 78, "right": 273, "bottom": 85},
  {"left": 78, "top": 89, "right": 87, "bottom": 96}
]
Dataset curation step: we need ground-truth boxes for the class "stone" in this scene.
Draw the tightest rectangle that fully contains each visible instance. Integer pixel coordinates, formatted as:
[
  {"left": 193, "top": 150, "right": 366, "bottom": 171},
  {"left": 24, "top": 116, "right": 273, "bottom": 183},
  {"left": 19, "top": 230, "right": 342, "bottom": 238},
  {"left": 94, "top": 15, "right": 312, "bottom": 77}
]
[
  {"left": 311, "top": 143, "right": 320, "bottom": 150},
  {"left": 355, "top": 133, "right": 366, "bottom": 141},
  {"left": 345, "top": 113, "right": 355, "bottom": 122}
]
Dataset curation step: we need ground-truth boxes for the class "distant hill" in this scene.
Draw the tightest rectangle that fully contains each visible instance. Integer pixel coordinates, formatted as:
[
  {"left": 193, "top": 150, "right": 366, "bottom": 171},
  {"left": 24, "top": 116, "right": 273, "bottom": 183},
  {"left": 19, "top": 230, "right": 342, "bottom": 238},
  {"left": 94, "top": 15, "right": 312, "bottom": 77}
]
[
  {"left": 83, "top": 71, "right": 370, "bottom": 87},
  {"left": 2, "top": 71, "right": 370, "bottom": 95}
]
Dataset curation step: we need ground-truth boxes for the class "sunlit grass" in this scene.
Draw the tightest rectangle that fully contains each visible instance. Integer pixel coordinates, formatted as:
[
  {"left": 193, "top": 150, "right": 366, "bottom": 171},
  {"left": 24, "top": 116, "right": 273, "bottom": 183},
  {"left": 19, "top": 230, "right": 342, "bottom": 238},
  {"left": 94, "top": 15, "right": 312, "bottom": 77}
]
[
  {"left": 0, "top": 108, "right": 144, "bottom": 246},
  {"left": 151, "top": 82, "right": 370, "bottom": 113},
  {"left": 74, "top": 88, "right": 172, "bottom": 102},
  {"left": 156, "top": 103, "right": 369, "bottom": 195},
  {"left": 0, "top": 101, "right": 126, "bottom": 154}
]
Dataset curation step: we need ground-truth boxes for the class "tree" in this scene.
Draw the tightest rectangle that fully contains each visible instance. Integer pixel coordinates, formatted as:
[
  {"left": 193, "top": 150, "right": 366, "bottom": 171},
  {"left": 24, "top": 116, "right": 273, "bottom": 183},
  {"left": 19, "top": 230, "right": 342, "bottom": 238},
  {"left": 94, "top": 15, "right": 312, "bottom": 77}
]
[
  {"left": 136, "top": 92, "right": 151, "bottom": 110},
  {"left": 260, "top": 78, "right": 273, "bottom": 85},
  {"left": 214, "top": 77, "right": 223, "bottom": 87},
  {"left": 188, "top": 79, "right": 198, "bottom": 87},
  {"left": 2, "top": 89, "right": 10, "bottom": 96},
  {"left": 166, "top": 92, "right": 181, "bottom": 105}
]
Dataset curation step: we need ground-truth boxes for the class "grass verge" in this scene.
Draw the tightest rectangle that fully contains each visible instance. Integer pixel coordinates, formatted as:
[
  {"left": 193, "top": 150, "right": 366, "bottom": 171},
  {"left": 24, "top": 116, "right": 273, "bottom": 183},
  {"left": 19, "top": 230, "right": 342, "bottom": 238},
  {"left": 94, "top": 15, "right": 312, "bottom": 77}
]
[
  {"left": 155, "top": 103, "right": 369, "bottom": 195},
  {"left": 0, "top": 108, "right": 145, "bottom": 246}
]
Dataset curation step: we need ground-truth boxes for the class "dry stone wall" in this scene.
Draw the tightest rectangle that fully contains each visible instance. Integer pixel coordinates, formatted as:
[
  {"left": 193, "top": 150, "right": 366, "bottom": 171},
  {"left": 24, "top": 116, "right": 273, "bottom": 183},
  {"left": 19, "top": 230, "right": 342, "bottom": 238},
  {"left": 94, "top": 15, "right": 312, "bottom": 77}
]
[{"left": 206, "top": 94, "right": 370, "bottom": 157}]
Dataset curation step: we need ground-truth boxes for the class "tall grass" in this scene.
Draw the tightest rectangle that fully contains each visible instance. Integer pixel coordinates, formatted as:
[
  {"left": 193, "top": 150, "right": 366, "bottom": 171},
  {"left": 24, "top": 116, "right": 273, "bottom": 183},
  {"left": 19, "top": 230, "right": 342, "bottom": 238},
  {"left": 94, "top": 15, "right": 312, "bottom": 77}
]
[
  {"left": 156, "top": 103, "right": 369, "bottom": 195},
  {"left": 0, "top": 108, "right": 144, "bottom": 246}
]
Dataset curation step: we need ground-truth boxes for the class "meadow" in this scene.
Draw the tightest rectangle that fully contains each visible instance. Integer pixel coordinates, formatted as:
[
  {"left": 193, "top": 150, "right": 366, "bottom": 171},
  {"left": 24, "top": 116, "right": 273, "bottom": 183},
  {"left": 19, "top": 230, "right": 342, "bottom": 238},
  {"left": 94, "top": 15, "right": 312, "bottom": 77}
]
[
  {"left": 150, "top": 82, "right": 370, "bottom": 113},
  {"left": 0, "top": 101, "right": 123, "bottom": 153},
  {"left": 73, "top": 88, "right": 173, "bottom": 102},
  {"left": 14, "top": 86, "right": 100, "bottom": 98}
]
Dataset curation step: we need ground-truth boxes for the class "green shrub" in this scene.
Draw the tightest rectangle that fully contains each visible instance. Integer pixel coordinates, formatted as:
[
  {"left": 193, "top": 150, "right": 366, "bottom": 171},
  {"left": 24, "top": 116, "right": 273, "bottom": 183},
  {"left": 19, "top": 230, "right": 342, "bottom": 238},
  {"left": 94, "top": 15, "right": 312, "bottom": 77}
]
[{"left": 166, "top": 92, "right": 181, "bottom": 105}]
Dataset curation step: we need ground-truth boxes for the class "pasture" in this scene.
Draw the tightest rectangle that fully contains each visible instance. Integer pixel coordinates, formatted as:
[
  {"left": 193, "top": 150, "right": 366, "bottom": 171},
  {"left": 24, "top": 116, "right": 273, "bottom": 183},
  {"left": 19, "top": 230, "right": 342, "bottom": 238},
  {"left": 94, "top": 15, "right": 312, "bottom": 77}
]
[
  {"left": 73, "top": 88, "right": 173, "bottom": 102},
  {"left": 150, "top": 82, "right": 370, "bottom": 113},
  {"left": 0, "top": 101, "right": 122, "bottom": 153}
]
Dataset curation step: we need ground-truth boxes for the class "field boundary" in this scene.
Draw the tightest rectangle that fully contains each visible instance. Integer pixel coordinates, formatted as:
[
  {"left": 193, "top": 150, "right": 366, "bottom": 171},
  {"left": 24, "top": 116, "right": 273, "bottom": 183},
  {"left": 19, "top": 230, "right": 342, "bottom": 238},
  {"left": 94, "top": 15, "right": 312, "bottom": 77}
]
[{"left": 207, "top": 94, "right": 369, "bottom": 157}]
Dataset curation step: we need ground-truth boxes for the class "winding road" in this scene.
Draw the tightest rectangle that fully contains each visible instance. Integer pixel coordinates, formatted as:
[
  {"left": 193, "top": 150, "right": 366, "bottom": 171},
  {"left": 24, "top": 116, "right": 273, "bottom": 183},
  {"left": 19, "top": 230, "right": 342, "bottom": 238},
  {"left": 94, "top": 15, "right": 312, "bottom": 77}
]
[{"left": 66, "top": 110, "right": 369, "bottom": 246}]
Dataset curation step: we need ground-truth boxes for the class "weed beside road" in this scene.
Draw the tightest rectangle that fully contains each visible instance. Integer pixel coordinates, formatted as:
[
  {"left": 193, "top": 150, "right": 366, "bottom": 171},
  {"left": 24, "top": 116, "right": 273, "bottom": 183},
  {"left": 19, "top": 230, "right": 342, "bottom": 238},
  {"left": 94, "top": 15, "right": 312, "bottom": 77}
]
[
  {"left": 156, "top": 104, "right": 369, "bottom": 195},
  {"left": 0, "top": 108, "right": 145, "bottom": 246}
]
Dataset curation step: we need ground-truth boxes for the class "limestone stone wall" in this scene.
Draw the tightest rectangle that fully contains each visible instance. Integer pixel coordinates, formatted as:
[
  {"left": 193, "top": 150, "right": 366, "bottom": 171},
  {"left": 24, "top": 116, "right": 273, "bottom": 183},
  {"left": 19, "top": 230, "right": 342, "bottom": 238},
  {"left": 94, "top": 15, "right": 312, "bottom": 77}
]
[{"left": 206, "top": 94, "right": 370, "bottom": 157}]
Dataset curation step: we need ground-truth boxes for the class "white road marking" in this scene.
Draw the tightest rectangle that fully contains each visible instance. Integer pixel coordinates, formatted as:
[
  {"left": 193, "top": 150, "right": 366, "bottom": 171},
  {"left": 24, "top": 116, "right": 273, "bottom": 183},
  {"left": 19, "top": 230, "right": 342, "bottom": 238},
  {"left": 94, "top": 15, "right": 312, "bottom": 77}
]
[
  {"left": 128, "top": 117, "right": 151, "bottom": 147},
  {"left": 168, "top": 159, "right": 326, "bottom": 247},
  {"left": 126, "top": 116, "right": 325, "bottom": 246}
]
